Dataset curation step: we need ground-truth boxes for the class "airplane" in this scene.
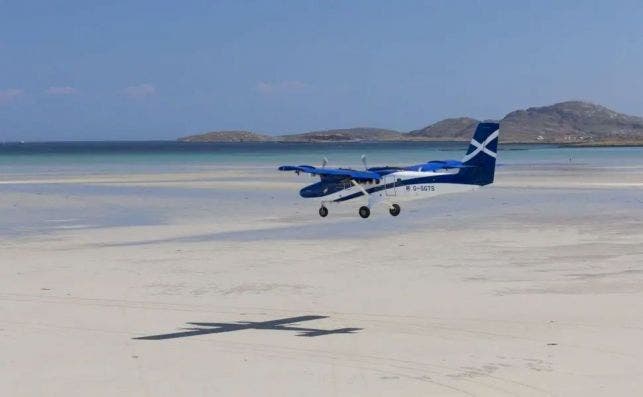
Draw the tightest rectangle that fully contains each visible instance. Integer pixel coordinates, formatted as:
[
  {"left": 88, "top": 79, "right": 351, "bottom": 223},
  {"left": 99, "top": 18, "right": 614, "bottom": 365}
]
[
  {"left": 279, "top": 122, "right": 499, "bottom": 218},
  {"left": 133, "top": 315, "right": 361, "bottom": 340}
]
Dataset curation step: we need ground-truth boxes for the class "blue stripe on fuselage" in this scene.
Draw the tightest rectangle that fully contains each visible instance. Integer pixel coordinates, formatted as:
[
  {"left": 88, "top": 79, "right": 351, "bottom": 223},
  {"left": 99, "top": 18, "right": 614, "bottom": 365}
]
[{"left": 333, "top": 172, "right": 478, "bottom": 202}]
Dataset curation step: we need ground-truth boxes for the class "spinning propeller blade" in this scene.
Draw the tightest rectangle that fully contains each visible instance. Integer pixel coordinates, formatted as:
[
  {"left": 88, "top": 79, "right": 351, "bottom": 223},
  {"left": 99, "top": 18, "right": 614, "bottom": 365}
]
[
  {"left": 313, "top": 157, "right": 329, "bottom": 177},
  {"left": 360, "top": 154, "right": 368, "bottom": 170}
]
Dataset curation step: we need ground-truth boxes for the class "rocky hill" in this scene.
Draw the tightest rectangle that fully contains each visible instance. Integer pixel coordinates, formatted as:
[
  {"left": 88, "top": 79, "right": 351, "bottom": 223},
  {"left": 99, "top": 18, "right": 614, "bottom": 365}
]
[
  {"left": 277, "top": 128, "right": 403, "bottom": 142},
  {"left": 499, "top": 101, "right": 643, "bottom": 143},
  {"left": 177, "top": 101, "right": 643, "bottom": 145},
  {"left": 178, "top": 130, "right": 271, "bottom": 142},
  {"left": 408, "top": 117, "right": 480, "bottom": 140}
]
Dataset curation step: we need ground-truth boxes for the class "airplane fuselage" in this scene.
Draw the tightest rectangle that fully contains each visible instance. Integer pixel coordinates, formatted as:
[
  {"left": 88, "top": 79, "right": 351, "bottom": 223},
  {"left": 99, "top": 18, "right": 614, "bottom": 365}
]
[{"left": 302, "top": 169, "right": 479, "bottom": 204}]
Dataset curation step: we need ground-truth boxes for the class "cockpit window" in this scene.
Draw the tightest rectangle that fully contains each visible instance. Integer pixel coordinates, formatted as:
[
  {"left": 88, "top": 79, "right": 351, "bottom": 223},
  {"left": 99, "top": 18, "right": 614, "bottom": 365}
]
[{"left": 339, "top": 179, "right": 352, "bottom": 189}]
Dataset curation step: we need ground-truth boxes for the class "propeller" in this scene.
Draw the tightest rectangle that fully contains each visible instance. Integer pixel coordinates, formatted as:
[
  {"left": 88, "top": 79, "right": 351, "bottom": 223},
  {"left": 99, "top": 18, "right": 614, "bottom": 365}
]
[
  {"left": 308, "top": 157, "right": 329, "bottom": 178},
  {"left": 361, "top": 154, "right": 368, "bottom": 170}
]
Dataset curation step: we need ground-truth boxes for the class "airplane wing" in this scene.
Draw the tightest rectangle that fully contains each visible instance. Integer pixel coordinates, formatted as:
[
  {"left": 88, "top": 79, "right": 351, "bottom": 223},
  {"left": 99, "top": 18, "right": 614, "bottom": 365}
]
[{"left": 278, "top": 165, "right": 381, "bottom": 181}]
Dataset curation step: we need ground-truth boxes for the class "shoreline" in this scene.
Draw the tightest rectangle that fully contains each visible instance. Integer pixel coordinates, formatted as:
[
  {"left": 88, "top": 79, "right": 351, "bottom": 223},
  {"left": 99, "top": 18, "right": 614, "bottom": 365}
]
[{"left": 2, "top": 139, "right": 643, "bottom": 147}]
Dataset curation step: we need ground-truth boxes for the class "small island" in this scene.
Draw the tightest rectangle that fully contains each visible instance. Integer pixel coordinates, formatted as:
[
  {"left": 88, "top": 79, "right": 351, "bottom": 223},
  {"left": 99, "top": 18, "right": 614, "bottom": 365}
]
[{"left": 178, "top": 130, "right": 272, "bottom": 143}]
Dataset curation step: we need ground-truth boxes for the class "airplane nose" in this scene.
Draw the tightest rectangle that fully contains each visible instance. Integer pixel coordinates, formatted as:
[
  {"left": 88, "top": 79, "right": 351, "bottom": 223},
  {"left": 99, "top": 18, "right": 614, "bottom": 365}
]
[
  {"left": 300, "top": 187, "right": 318, "bottom": 198},
  {"left": 300, "top": 183, "right": 323, "bottom": 198}
]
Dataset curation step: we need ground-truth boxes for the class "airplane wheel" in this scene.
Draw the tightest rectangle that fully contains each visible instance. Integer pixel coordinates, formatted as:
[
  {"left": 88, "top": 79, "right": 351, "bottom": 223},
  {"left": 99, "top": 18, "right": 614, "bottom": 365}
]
[
  {"left": 319, "top": 206, "right": 328, "bottom": 217},
  {"left": 358, "top": 206, "right": 370, "bottom": 219},
  {"left": 389, "top": 203, "right": 401, "bottom": 216}
]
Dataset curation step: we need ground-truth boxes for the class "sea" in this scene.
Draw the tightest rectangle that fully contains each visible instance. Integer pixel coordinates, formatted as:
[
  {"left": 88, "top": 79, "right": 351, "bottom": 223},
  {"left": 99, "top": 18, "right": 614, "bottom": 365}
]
[
  {"left": 1, "top": 141, "right": 642, "bottom": 175},
  {"left": 1, "top": 141, "right": 641, "bottom": 238}
]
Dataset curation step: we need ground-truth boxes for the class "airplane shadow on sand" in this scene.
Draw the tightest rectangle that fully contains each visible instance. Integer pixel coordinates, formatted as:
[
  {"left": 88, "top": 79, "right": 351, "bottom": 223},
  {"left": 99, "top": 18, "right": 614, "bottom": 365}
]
[{"left": 134, "top": 315, "right": 362, "bottom": 340}]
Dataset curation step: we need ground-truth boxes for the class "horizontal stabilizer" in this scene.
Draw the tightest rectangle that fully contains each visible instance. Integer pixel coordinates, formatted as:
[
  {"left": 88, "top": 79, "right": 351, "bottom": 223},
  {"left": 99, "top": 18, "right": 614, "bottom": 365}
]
[{"left": 400, "top": 159, "right": 472, "bottom": 172}]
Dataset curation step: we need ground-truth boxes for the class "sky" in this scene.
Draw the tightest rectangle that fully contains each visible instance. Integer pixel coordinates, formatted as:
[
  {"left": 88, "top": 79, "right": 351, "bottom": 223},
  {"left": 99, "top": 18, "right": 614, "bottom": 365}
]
[{"left": 1, "top": 0, "right": 643, "bottom": 141}]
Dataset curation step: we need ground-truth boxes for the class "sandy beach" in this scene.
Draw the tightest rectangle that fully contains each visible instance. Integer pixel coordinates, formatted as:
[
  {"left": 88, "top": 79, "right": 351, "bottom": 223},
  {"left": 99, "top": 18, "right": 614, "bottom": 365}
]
[{"left": 1, "top": 162, "right": 642, "bottom": 396}]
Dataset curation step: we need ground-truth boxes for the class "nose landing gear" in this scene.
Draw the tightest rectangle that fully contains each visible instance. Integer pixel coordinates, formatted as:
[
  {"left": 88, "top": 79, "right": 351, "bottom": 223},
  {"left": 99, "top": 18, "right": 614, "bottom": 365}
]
[
  {"left": 389, "top": 203, "right": 401, "bottom": 216},
  {"left": 319, "top": 206, "right": 328, "bottom": 217},
  {"left": 358, "top": 206, "right": 370, "bottom": 219}
]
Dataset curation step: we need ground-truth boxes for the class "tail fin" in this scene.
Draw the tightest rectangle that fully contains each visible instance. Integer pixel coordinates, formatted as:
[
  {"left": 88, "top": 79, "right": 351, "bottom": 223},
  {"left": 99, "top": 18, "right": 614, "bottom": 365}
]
[{"left": 460, "top": 122, "right": 500, "bottom": 185}]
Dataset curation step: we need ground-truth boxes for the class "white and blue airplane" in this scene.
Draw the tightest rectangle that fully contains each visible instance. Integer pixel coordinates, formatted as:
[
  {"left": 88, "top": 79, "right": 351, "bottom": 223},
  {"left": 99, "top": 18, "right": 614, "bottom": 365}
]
[{"left": 279, "top": 122, "right": 499, "bottom": 218}]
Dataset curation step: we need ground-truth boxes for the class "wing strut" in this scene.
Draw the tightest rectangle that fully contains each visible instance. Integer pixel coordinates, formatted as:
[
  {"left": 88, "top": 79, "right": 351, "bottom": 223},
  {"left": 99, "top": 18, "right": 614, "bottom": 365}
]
[{"left": 350, "top": 180, "right": 369, "bottom": 196}]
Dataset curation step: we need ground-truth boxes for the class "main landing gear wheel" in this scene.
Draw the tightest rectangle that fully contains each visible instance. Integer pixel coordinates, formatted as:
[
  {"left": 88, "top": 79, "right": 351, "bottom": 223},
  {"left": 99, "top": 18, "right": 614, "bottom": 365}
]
[
  {"left": 319, "top": 206, "right": 328, "bottom": 217},
  {"left": 389, "top": 203, "right": 401, "bottom": 217},
  {"left": 358, "top": 206, "right": 370, "bottom": 219}
]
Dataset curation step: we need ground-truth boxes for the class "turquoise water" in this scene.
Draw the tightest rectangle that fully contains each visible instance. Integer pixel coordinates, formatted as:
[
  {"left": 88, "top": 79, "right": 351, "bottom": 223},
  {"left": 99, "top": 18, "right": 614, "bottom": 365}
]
[{"left": 1, "top": 141, "right": 642, "bottom": 175}]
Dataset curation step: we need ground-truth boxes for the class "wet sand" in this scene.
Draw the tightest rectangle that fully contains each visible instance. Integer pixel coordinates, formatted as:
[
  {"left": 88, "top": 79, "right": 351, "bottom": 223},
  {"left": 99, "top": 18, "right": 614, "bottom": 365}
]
[{"left": 1, "top": 164, "right": 642, "bottom": 396}]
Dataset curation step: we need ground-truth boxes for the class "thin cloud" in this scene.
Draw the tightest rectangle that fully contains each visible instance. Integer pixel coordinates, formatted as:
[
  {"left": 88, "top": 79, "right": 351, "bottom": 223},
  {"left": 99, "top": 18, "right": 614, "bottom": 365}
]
[
  {"left": 0, "top": 88, "right": 23, "bottom": 105},
  {"left": 46, "top": 86, "right": 78, "bottom": 95},
  {"left": 256, "top": 80, "right": 309, "bottom": 94},
  {"left": 122, "top": 83, "right": 156, "bottom": 98}
]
